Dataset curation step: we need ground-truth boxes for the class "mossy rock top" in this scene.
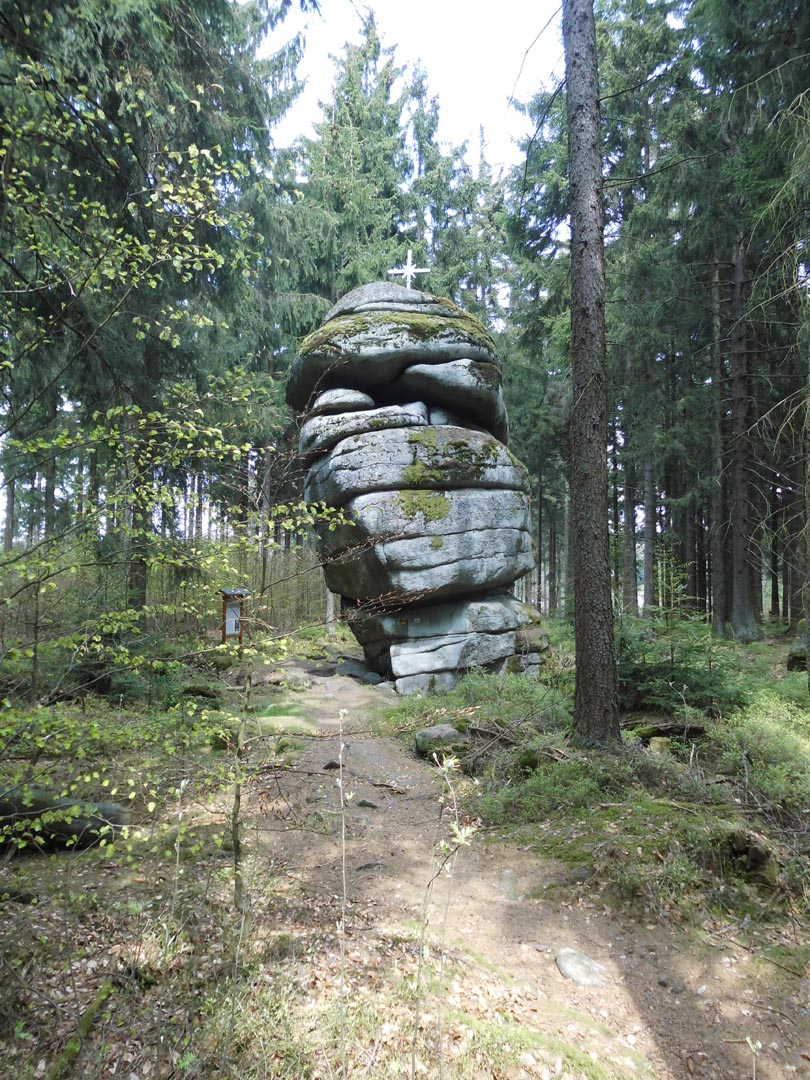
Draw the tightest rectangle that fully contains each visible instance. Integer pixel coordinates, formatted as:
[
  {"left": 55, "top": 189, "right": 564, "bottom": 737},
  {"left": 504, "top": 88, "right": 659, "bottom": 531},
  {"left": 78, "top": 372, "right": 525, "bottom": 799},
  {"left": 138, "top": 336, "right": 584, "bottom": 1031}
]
[
  {"left": 298, "top": 309, "right": 497, "bottom": 363},
  {"left": 287, "top": 284, "right": 499, "bottom": 411},
  {"left": 323, "top": 281, "right": 472, "bottom": 323}
]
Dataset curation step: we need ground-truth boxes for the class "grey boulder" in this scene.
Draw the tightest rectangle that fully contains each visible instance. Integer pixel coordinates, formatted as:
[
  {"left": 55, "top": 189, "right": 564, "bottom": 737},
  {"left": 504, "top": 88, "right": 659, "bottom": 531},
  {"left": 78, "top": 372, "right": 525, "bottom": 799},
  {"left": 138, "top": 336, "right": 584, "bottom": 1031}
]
[
  {"left": 390, "top": 630, "right": 518, "bottom": 678},
  {"left": 286, "top": 280, "right": 544, "bottom": 694},
  {"left": 392, "top": 358, "right": 508, "bottom": 441},
  {"left": 318, "top": 488, "right": 533, "bottom": 603},
  {"left": 310, "top": 388, "right": 377, "bottom": 415},
  {"left": 414, "top": 723, "right": 467, "bottom": 756},
  {"left": 304, "top": 425, "right": 529, "bottom": 506},
  {"left": 325, "top": 281, "right": 466, "bottom": 322},
  {"left": 299, "top": 403, "right": 429, "bottom": 459},
  {"left": 286, "top": 307, "right": 499, "bottom": 411}
]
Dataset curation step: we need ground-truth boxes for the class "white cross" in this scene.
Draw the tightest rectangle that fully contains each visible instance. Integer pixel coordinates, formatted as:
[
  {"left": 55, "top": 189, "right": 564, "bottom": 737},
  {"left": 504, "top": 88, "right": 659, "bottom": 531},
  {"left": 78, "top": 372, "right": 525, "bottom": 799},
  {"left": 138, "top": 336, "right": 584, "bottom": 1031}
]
[{"left": 388, "top": 249, "right": 429, "bottom": 290}]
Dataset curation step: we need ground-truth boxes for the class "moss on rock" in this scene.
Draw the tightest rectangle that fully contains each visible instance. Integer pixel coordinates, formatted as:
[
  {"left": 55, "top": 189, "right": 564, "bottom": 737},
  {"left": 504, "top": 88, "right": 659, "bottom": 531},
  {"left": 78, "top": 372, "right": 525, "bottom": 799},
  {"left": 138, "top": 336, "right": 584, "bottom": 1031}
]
[
  {"left": 299, "top": 309, "right": 497, "bottom": 359},
  {"left": 406, "top": 427, "right": 440, "bottom": 451},
  {"left": 402, "top": 462, "right": 444, "bottom": 486},
  {"left": 396, "top": 490, "right": 450, "bottom": 523}
]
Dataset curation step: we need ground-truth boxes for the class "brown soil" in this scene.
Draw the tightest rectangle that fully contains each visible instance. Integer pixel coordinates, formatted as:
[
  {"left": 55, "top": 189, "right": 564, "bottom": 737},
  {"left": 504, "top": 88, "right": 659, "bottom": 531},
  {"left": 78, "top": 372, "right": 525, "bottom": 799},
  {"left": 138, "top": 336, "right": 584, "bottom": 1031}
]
[{"left": 251, "top": 659, "right": 809, "bottom": 1080}]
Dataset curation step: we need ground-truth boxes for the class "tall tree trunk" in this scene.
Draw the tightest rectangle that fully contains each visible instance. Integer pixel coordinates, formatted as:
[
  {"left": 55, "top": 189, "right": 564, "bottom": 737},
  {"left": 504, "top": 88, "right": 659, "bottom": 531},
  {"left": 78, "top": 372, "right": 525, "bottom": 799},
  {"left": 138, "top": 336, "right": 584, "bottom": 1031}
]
[
  {"left": 75, "top": 459, "right": 85, "bottom": 525},
  {"left": 43, "top": 390, "right": 57, "bottom": 537},
  {"left": 685, "top": 496, "right": 697, "bottom": 609},
  {"left": 696, "top": 512, "right": 707, "bottom": 614},
  {"left": 657, "top": 500, "right": 668, "bottom": 609},
  {"left": 784, "top": 345, "right": 806, "bottom": 629},
  {"left": 782, "top": 549, "right": 791, "bottom": 622},
  {"left": 728, "top": 235, "right": 760, "bottom": 640},
  {"left": 563, "top": 0, "right": 618, "bottom": 745},
  {"left": 768, "top": 486, "right": 781, "bottom": 622},
  {"left": 27, "top": 473, "right": 37, "bottom": 544},
  {"left": 195, "top": 472, "right": 204, "bottom": 540},
  {"left": 87, "top": 452, "right": 99, "bottom": 533},
  {"left": 535, "top": 472, "right": 543, "bottom": 612},
  {"left": 805, "top": 393, "right": 810, "bottom": 691},
  {"left": 127, "top": 495, "right": 150, "bottom": 614},
  {"left": 3, "top": 473, "right": 15, "bottom": 552},
  {"left": 786, "top": 459, "right": 804, "bottom": 628},
  {"left": 564, "top": 484, "right": 574, "bottom": 618},
  {"left": 622, "top": 456, "right": 638, "bottom": 615},
  {"left": 642, "top": 460, "right": 656, "bottom": 615},
  {"left": 611, "top": 431, "right": 621, "bottom": 597},
  {"left": 128, "top": 343, "right": 159, "bottom": 614},
  {"left": 711, "top": 262, "right": 729, "bottom": 637},
  {"left": 750, "top": 478, "right": 764, "bottom": 625},
  {"left": 549, "top": 510, "right": 558, "bottom": 616}
]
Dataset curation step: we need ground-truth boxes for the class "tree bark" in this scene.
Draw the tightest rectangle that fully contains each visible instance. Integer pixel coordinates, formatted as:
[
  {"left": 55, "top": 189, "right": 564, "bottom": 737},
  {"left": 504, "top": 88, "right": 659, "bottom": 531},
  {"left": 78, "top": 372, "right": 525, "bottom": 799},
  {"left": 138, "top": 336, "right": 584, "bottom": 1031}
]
[
  {"left": 696, "top": 511, "right": 707, "bottom": 614},
  {"left": 710, "top": 262, "right": 729, "bottom": 636},
  {"left": 43, "top": 390, "right": 57, "bottom": 537},
  {"left": 781, "top": 523, "right": 791, "bottom": 622},
  {"left": 3, "top": 473, "right": 15, "bottom": 552},
  {"left": 564, "top": 484, "right": 574, "bottom": 617},
  {"left": 684, "top": 496, "right": 697, "bottom": 609},
  {"left": 536, "top": 472, "right": 543, "bottom": 612},
  {"left": 549, "top": 510, "right": 558, "bottom": 616},
  {"left": 622, "top": 456, "right": 638, "bottom": 615},
  {"left": 642, "top": 460, "right": 656, "bottom": 615},
  {"left": 127, "top": 342, "right": 159, "bottom": 614},
  {"left": 784, "top": 347, "right": 806, "bottom": 628},
  {"left": 805, "top": 395, "right": 810, "bottom": 692},
  {"left": 729, "top": 234, "right": 760, "bottom": 640},
  {"left": 769, "top": 484, "right": 780, "bottom": 620},
  {"left": 563, "top": 0, "right": 618, "bottom": 745},
  {"left": 195, "top": 472, "right": 204, "bottom": 540},
  {"left": 611, "top": 430, "right": 621, "bottom": 596},
  {"left": 786, "top": 458, "right": 804, "bottom": 628}
]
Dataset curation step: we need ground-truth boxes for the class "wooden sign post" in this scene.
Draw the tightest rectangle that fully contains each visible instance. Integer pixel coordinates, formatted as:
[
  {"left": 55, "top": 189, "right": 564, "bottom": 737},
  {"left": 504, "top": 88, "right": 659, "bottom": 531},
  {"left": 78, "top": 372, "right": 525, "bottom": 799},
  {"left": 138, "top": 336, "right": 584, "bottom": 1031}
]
[{"left": 220, "top": 588, "right": 249, "bottom": 645}]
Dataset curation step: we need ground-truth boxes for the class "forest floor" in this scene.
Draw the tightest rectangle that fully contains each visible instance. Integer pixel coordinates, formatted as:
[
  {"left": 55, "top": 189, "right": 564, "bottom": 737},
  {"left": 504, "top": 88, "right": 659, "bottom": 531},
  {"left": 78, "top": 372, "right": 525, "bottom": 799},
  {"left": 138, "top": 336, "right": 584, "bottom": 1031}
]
[
  {"left": 1, "top": 648, "right": 808, "bottom": 1080},
  {"left": 231, "top": 653, "right": 808, "bottom": 1080}
]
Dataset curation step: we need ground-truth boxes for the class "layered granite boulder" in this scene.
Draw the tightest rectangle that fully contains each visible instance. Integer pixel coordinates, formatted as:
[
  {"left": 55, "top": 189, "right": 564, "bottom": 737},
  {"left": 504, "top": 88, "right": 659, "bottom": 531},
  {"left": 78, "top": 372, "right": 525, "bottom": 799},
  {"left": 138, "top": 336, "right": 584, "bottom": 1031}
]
[{"left": 288, "top": 282, "right": 545, "bottom": 693}]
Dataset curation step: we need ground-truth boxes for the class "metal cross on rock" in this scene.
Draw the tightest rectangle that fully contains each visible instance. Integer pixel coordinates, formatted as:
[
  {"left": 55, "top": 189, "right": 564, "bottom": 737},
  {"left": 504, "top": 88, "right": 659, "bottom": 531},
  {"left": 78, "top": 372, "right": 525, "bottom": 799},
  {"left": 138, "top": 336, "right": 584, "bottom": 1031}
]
[{"left": 388, "top": 249, "right": 429, "bottom": 290}]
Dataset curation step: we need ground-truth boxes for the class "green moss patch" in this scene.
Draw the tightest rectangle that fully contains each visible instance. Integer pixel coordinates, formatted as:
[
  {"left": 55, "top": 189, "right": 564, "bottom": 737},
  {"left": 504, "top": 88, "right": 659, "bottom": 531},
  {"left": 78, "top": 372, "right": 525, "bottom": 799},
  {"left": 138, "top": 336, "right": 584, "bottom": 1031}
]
[
  {"left": 406, "top": 426, "right": 439, "bottom": 450},
  {"left": 402, "top": 462, "right": 444, "bottom": 486},
  {"left": 299, "top": 309, "right": 497, "bottom": 357},
  {"left": 396, "top": 490, "right": 450, "bottom": 523}
]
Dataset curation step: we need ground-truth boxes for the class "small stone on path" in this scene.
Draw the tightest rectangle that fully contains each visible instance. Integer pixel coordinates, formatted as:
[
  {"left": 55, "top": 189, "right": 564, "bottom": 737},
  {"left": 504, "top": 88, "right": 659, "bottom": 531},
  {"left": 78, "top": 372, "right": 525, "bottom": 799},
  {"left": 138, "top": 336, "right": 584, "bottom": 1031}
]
[
  {"left": 414, "top": 724, "right": 465, "bottom": 757},
  {"left": 555, "top": 947, "right": 610, "bottom": 987}
]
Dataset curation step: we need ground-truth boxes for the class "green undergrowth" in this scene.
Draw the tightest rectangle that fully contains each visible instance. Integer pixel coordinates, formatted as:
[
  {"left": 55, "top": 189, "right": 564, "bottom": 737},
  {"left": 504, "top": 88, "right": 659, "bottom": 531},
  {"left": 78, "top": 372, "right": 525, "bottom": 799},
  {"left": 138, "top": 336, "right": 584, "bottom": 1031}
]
[
  {"left": 0, "top": 679, "right": 308, "bottom": 852},
  {"left": 615, "top": 612, "right": 747, "bottom": 714},
  {"left": 384, "top": 635, "right": 810, "bottom": 922},
  {"left": 285, "top": 621, "right": 357, "bottom": 660}
]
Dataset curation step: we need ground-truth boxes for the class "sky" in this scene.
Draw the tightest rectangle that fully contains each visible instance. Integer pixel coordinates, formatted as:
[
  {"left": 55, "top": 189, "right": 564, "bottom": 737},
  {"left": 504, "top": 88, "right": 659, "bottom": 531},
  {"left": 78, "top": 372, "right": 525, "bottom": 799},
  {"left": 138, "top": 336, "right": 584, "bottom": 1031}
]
[{"left": 269, "top": 0, "right": 564, "bottom": 174}]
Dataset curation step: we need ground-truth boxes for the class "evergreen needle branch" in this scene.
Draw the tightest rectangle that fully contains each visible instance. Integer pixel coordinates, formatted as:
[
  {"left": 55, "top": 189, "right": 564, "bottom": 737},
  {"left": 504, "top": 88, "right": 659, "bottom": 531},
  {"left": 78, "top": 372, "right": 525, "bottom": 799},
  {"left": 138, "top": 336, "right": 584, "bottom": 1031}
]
[{"left": 604, "top": 146, "right": 730, "bottom": 188}]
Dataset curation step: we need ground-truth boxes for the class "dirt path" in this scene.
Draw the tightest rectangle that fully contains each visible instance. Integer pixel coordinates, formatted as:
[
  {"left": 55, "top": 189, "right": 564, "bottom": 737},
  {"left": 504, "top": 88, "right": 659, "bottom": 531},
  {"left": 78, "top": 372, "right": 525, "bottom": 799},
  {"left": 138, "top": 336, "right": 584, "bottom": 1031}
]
[{"left": 247, "top": 660, "right": 809, "bottom": 1080}]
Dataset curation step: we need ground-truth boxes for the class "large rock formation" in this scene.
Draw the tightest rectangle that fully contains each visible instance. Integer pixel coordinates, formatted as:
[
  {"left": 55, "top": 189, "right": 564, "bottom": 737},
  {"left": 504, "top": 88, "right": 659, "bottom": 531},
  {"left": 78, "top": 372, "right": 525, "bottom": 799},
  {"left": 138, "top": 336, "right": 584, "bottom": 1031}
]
[{"left": 288, "top": 281, "right": 545, "bottom": 693}]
